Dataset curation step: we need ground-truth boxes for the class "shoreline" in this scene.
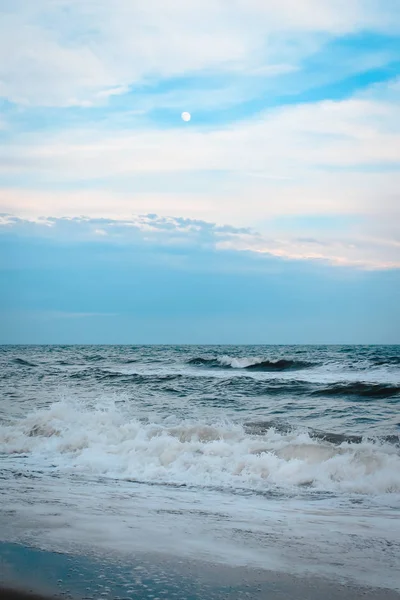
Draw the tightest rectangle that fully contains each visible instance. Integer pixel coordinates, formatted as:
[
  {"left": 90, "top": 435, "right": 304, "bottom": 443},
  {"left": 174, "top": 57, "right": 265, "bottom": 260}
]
[{"left": 1, "top": 541, "right": 400, "bottom": 600}]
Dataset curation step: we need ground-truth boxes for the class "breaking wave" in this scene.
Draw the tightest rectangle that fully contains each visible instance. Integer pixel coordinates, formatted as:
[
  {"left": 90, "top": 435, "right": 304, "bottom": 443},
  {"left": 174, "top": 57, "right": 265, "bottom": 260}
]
[
  {"left": 1, "top": 400, "right": 399, "bottom": 496},
  {"left": 188, "top": 356, "right": 315, "bottom": 371}
]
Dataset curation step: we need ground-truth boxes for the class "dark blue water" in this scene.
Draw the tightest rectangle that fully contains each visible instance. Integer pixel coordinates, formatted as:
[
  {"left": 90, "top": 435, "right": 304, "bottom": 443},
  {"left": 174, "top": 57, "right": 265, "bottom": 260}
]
[{"left": 1, "top": 345, "right": 399, "bottom": 437}]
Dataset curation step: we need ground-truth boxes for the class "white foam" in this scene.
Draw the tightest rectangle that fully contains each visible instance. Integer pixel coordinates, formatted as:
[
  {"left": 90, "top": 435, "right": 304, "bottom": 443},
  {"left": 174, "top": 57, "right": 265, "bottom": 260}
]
[
  {"left": 217, "top": 355, "right": 264, "bottom": 368},
  {"left": 1, "top": 399, "right": 399, "bottom": 495}
]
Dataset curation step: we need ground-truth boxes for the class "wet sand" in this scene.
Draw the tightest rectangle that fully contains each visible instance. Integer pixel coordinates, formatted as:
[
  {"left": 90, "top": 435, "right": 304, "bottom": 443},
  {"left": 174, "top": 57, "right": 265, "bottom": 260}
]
[
  {"left": 1, "top": 541, "right": 400, "bottom": 600},
  {"left": 0, "top": 590, "right": 51, "bottom": 600}
]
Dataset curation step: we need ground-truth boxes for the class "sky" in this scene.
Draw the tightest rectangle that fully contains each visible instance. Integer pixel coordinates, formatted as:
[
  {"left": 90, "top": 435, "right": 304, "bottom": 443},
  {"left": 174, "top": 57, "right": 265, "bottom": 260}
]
[{"left": 0, "top": 0, "right": 399, "bottom": 344}]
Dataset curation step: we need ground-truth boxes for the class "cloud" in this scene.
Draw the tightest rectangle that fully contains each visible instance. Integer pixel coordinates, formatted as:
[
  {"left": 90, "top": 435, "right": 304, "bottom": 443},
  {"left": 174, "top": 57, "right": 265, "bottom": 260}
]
[
  {"left": 0, "top": 0, "right": 399, "bottom": 107},
  {"left": 217, "top": 232, "right": 400, "bottom": 270},
  {"left": 1, "top": 78, "right": 399, "bottom": 240},
  {"left": 2, "top": 76, "right": 399, "bottom": 178},
  {"left": 0, "top": 2, "right": 398, "bottom": 274},
  {"left": 1, "top": 214, "right": 398, "bottom": 270}
]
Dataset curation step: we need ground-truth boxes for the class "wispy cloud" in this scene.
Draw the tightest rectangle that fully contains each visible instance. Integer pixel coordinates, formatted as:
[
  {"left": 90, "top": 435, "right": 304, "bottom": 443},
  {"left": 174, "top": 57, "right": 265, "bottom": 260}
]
[
  {"left": 1, "top": 214, "right": 398, "bottom": 270},
  {"left": 2, "top": 77, "right": 399, "bottom": 181},
  {"left": 1, "top": 0, "right": 398, "bottom": 107}
]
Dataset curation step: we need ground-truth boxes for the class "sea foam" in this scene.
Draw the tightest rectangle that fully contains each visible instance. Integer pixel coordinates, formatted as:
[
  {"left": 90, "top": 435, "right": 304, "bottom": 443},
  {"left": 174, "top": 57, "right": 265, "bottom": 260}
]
[{"left": 1, "top": 400, "right": 399, "bottom": 495}]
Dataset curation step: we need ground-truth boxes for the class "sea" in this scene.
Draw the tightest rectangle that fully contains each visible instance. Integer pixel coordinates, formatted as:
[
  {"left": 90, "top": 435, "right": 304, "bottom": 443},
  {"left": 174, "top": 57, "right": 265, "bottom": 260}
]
[{"left": 1, "top": 345, "right": 400, "bottom": 595}]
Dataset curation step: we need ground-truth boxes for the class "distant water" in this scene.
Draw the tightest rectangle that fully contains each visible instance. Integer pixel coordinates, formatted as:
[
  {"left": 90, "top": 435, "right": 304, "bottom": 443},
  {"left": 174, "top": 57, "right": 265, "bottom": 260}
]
[{"left": 1, "top": 345, "right": 400, "bottom": 590}]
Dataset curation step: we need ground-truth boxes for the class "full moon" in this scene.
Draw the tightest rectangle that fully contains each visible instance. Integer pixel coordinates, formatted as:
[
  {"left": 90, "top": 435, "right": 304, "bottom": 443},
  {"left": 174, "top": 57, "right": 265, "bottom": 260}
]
[{"left": 181, "top": 111, "right": 191, "bottom": 122}]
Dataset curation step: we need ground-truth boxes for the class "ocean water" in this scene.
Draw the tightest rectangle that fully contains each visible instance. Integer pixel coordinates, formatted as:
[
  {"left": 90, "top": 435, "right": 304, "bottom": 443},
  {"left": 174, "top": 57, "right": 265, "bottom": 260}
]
[{"left": 1, "top": 345, "right": 400, "bottom": 592}]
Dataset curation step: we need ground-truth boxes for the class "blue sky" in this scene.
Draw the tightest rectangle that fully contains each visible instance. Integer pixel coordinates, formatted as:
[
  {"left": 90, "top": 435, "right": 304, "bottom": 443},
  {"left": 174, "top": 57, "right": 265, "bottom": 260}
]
[{"left": 0, "top": 1, "right": 399, "bottom": 343}]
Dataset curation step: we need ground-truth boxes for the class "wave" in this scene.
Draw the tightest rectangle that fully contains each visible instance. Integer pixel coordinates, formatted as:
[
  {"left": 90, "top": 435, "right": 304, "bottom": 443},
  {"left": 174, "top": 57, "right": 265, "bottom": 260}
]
[
  {"left": 69, "top": 368, "right": 121, "bottom": 380},
  {"left": 188, "top": 356, "right": 315, "bottom": 371},
  {"left": 57, "top": 358, "right": 138, "bottom": 368},
  {"left": 68, "top": 369, "right": 315, "bottom": 398},
  {"left": 84, "top": 354, "right": 105, "bottom": 362},
  {"left": 218, "top": 378, "right": 312, "bottom": 396},
  {"left": 13, "top": 358, "right": 37, "bottom": 367},
  {"left": 244, "top": 421, "right": 400, "bottom": 446},
  {"left": 314, "top": 382, "right": 400, "bottom": 399},
  {"left": 244, "top": 359, "right": 314, "bottom": 371},
  {"left": 372, "top": 356, "right": 400, "bottom": 366},
  {"left": 1, "top": 400, "right": 399, "bottom": 495},
  {"left": 68, "top": 368, "right": 183, "bottom": 384}
]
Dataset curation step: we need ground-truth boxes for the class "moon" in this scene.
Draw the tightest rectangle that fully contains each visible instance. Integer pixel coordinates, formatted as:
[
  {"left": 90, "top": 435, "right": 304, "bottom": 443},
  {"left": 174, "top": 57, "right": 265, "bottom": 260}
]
[{"left": 181, "top": 111, "right": 191, "bottom": 122}]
